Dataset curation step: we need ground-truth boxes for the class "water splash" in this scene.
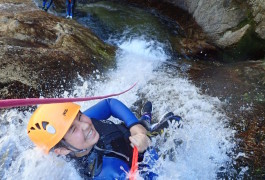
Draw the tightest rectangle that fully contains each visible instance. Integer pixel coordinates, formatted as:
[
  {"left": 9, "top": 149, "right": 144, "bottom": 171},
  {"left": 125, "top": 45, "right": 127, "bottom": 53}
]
[{"left": 0, "top": 36, "right": 234, "bottom": 179}]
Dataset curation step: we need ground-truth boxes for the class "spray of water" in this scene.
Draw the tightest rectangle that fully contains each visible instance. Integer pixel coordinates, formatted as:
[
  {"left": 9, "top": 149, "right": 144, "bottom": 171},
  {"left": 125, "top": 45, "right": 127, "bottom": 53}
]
[{"left": 0, "top": 36, "right": 234, "bottom": 179}]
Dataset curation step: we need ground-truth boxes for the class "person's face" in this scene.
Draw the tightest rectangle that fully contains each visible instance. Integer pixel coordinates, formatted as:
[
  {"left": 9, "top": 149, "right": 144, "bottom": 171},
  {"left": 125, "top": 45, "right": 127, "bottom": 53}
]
[{"left": 63, "top": 112, "right": 99, "bottom": 151}]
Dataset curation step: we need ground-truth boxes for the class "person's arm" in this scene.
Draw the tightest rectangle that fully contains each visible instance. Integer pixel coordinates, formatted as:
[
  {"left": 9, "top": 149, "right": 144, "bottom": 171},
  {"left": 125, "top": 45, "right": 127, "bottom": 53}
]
[
  {"left": 83, "top": 98, "right": 150, "bottom": 152},
  {"left": 83, "top": 98, "right": 139, "bottom": 128}
]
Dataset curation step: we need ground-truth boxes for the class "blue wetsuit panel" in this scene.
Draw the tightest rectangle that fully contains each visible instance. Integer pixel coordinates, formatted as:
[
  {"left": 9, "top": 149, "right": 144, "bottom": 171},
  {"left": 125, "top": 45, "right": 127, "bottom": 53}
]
[
  {"left": 93, "top": 156, "right": 129, "bottom": 180},
  {"left": 91, "top": 149, "right": 159, "bottom": 180},
  {"left": 82, "top": 98, "right": 159, "bottom": 179},
  {"left": 83, "top": 98, "right": 139, "bottom": 128}
]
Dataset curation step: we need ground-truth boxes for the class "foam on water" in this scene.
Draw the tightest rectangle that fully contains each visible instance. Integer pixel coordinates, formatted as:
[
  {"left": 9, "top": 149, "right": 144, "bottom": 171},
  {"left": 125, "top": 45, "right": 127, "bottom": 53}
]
[
  {"left": 0, "top": 37, "right": 234, "bottom": 179},
  {"left": 139, "top": 73, "right": 234, "bottom": 179},
  {"left": 77, "top": 37, "right": 169, "bottom": 109}
]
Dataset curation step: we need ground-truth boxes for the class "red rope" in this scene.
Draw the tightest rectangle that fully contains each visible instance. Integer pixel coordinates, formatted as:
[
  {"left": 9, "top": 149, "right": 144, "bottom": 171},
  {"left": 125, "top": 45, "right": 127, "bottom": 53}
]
[
  {"left": 0, "top": 83, "right": 136, "bottom": 109},
  {"left": 129, "top": 146, "right": 138, "bottom": 180}
]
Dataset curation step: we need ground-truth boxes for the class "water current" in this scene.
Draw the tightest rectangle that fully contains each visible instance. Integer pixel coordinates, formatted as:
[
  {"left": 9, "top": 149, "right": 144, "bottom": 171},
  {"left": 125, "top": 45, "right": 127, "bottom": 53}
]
[{"left": 1, "top": 1, "right": 237, "bottom": 179}]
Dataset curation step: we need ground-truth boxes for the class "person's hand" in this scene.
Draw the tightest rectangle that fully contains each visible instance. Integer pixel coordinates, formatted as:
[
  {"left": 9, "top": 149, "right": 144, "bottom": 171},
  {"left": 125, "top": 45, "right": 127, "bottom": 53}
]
[{"left": 129, "top": 124, "right": 151, "bottom": 153}]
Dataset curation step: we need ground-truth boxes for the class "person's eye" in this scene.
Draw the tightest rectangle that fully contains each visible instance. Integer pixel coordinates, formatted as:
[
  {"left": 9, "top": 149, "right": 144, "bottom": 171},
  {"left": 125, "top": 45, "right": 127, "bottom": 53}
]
[
  {"left": 68, "top": 125, "right": 73, "bottom": 133},
  {"left": 79, "top": 113, "right": 82, "bottom": 121},
  {"left": 72, "top": 126, "right": 76, "bottom": 134},
  {"left": 69, "top": 125, "right": 75, "bottom": 134}
]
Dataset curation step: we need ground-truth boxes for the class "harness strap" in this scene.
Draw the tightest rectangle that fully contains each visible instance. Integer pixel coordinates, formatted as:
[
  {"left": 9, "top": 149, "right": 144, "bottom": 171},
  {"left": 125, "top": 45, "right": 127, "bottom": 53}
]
[{"left": 94, "top": 145, "right": 130, "bottom": 162}]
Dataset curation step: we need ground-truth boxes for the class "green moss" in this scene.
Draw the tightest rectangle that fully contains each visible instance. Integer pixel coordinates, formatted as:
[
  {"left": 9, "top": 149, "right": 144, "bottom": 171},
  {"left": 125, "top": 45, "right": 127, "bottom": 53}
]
[
  {"left": 78, "top": 31, "right": 116, "bottom": 69},
  {"left": 220, "top": 27, "right": 265, "bottom": 62},
  {"left": 96, "top": 47, "right": 116, "bottom": 67},
  {"left": 252, "top": 167, "right": 265, "bottom": 177},
  {"left": 218, "top": 0, "right": 265, "bottom": 62}
]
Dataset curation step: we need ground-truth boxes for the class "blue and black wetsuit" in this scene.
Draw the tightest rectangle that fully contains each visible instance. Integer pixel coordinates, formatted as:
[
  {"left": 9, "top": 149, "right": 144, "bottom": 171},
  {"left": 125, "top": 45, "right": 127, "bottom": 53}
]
[
  {"left": 66, "top": 0, "right": 75, "bottom": 17},
  {"left": 70, "top": 98, "right": 157, "bottom": 179},
  {"left": 42, "top": 0, "right": 53, "bottom": 11}
]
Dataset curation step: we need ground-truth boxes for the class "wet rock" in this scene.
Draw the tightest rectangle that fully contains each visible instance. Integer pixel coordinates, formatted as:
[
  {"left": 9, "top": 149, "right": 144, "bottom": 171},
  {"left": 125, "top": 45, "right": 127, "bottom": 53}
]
[
  {"left": 0, "top": 0, "right": 116, "bottom": 99},
  {"left": 114, "top": 0, "right": 265, "bottom": 61},
  {"left": 217, "top": 24, "right": 251, "bottom": 48},
  {"left": 104, "top": 0, "right": 219, "bottom": 59},
  {"left": 119, "top": 0, "right": 246, "bottom": 45},
  {"left": 160, "top": 0, "right": 265, "bottom": 43},
  {"left": 249, "top": 0, "right": 265, "bottom": 40}
]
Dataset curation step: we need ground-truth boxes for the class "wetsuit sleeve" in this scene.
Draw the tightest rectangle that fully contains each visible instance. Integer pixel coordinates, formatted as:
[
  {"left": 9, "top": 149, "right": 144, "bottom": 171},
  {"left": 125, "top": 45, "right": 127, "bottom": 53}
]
[{"left": 83, "top": 98, "right": 139, "bottom": 128}]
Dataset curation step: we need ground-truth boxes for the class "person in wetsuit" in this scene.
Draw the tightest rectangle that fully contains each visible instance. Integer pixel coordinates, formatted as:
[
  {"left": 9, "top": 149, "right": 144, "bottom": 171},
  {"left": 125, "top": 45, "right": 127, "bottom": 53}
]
[
  {"left": 27, "top": 98, "right": 154, "bottom": 179},
  {"left": 66, "top": 0, "right": 75, "bottom": 19},
  {"left": 42, "top": 0, "right": 53, "bottom": 12}
]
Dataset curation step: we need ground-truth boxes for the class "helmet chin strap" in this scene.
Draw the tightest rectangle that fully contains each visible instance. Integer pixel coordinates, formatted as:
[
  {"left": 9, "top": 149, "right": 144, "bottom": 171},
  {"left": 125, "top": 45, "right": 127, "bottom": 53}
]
[
  {"left": 60, "top": 140, "right": 130, "bottom": 161},
  {"left": 60, "top": 140, "right": 92, "bottom": 156}
]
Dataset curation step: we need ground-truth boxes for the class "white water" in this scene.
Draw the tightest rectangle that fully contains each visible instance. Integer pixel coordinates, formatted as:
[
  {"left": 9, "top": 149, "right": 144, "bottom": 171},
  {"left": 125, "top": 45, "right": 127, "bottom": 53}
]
[{"left": 0, "top": 37, "right": 235, "bottom": 179}]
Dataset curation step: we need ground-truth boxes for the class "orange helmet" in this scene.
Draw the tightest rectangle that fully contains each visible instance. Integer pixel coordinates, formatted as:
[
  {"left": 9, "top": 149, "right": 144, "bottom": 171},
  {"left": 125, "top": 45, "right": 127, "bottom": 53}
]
[{"left": 27, "top": 103, "right": 80, "bottom": 154}]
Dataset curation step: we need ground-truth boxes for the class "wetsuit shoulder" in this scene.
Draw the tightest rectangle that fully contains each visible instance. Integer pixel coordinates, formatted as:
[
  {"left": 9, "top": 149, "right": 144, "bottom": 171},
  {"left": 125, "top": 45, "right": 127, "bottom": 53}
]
[{"left": 83, "top": 98, "right": 139, "bottom": 128}]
